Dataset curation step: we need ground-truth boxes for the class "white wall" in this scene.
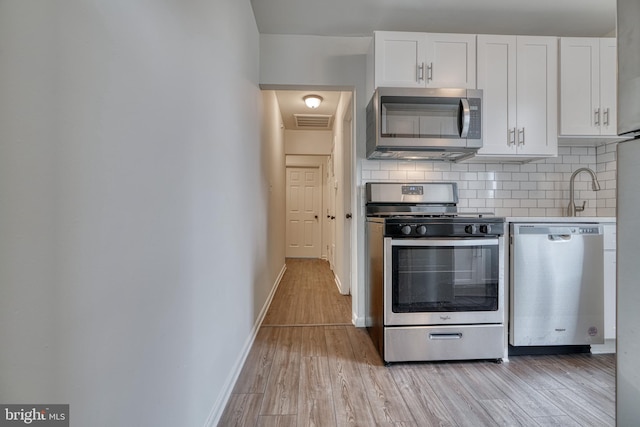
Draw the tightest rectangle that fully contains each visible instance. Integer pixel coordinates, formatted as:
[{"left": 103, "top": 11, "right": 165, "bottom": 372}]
[
  {"left": 285, "top": 129, "right": 333, "bottom": 155},
  {"left": 0, "top": 1, "right": 283, "bottom": 426}
]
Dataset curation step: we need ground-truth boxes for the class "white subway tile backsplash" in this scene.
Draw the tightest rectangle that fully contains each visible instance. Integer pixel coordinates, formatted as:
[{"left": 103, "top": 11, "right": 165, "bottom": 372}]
[
  {"left": 362, "top": 161, "right": 380, "bottom": 170},
  {"left": 459, "top": 189, "right": 477, "bottom": 199},
  {"left": 361, "top": 143, "right": 617, "bottom": 218},
  {"left": 537, "top": 181, "right": 554, "bottom": 191},
  {"left": 380, "top": 162, "right": 398, "bottom": 171},
  {"left": 370, "top": 170, "right": 390, "bottom": 180},
  {"left": 477, "top": 190, "right": 495, "bottom": 199},
  {"left": 503, "top": 164, "right": 521, "bottom": 172},
  {"left": 407, "top": 171, "right": 426, "bottom": 180},
  {"left": 468, "top": 164, "right": 486, "bottom": 172},
  {"left": 469, "top": 198, "right": 486, "bottom": 208},
  {"left": 415, "top": 162, "right": 434, "bottom": 171},
  {"left": 554, "top": 163, "right": 573, "bottom": 173},
  {"left": 461, "top": 172, "right": 478, "bottom": 181},
  {"left": 536, "top": 198, "right": 553, "bottom": 208},
  {"left": 536, "top": 163, "right": 555, "bottom": 173},
  {"left": 545, "top": 172, "right": 563, "bottom": 181},
  {"left": 424, "top": 171, "right": 444, "bottom": 180},
  {"left": 398, "top": 162, "right": 416, "bottom": 171},
  {"left": 502, "top": 181, "right": 520, "bottom": 190},
  {"left": 389, "top": 170, "right": 408, "bottom": 180},
  {"left": 451, "top": 163, "right": 469, "bottom": 172},
  {"left": 599, "top": 151, "right": 616, "bottom": 163},
  {"left": 433, "top": 163, "right": 451, "bottom": 172},
  {"left": 468, "top": 180, "right": 486, "bottom": 190},
  {"left": 442, "top": 172, "right": 461, "bottom": 181}
]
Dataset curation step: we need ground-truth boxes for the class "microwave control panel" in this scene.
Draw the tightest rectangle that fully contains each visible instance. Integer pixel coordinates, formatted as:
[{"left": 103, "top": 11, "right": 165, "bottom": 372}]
[{"left": 467, "top": 97, "right": 482, "bottom": 140}]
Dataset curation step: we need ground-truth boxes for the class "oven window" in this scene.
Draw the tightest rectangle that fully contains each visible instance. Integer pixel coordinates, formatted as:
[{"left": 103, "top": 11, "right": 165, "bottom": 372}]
[{"left": 391, "top": 244, "right": 498, "bottom": 312}]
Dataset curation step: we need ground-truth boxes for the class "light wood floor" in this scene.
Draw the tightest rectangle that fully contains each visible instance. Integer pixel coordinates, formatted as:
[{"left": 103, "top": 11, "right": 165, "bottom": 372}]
[{"left": 219, "top": 258, "right": 615, "bottom": 426}]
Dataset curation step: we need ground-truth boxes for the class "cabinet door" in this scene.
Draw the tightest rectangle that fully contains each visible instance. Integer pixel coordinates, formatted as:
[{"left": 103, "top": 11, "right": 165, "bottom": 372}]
[
  {"left": 374, "top": 31, "right": 426, "bottom": 88},
  {"left": 476, "top": 35, "right": 517, "bottom": 155},
  {"left": 424, "top": 33, "right": 476, "bottom": 88},
  {"left": 516, "top": 36, "right": 558, "bottom": 156},
  {"left": 560, "top": 38, "right": 600, "bottom": 135},
  {"left": 600, "top": 38, "right": 618, "bottom": 136}
]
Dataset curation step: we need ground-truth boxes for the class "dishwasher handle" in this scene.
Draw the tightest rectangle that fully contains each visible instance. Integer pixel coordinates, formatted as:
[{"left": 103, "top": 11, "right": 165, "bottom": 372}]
[{"left": 548, "top": 234, "right": 572, "bottom": 241}]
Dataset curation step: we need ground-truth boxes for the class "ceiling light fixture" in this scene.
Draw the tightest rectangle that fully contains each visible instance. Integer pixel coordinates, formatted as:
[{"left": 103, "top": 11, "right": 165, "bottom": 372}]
[{"left": 303, "top": 94, "right": 323, "bottom": 109}]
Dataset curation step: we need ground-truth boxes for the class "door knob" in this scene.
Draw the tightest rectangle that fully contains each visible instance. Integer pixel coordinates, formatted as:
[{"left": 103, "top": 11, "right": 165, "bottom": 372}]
[{"left": 346, "top": 213, "right": 352, "bottom": 219}]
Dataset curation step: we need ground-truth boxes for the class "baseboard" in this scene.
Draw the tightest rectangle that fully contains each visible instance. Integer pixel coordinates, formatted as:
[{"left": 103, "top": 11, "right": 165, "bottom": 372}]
[
  {"left": 204, "top": 263, "right": 287, "bottom": 427},
  {"left": 333, "top": 273, "right": 345, "bottom": 295},
  {"left": 591, "top": 338, "right": 616, "bottom": 354},
  {"left": 353, "top": 314, "right": 365, "bottom": 327}
]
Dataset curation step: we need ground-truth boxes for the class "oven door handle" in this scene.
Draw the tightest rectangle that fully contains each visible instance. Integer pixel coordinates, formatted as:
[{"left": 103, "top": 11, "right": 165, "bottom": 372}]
[
  {"left": 388, "top": 238, "right": 499, "bottom": 247},
  {"left": 429, "top": 333, "right": 463, "bottom": 340}
]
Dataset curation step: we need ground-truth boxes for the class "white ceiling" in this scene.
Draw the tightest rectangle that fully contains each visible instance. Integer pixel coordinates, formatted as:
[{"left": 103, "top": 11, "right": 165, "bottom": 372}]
[
  {"left": 251, "top": 0, "right": 617, "bottom": 38},
  {"left": 257, "top": 0, "right": 618, "bottom": 130}
]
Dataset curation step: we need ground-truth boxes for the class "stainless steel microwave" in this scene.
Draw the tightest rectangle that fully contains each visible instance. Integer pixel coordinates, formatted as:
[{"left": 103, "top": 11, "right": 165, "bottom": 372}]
[{"left": 366, "top": 87, "right": 483, "bottom": 161}]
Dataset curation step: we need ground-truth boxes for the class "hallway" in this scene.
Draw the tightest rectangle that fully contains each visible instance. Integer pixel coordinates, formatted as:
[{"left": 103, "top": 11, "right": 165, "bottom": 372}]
[{"left": 218, "top": 259, "right": 615, "bottom": 427}]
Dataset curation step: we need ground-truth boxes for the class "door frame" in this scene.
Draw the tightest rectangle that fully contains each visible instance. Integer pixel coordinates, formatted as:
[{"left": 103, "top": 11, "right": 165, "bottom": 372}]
[{"left": 264, "top": 85, "right": 357, "bottom": 320}]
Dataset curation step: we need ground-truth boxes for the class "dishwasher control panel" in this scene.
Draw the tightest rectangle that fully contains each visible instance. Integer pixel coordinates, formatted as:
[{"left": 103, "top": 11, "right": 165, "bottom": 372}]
[
  {"left": 514, "top": 224, "right": 602, "bottom": 236},
  {"left": 579, "top": 227, "right": 601, "bottom": 234}
]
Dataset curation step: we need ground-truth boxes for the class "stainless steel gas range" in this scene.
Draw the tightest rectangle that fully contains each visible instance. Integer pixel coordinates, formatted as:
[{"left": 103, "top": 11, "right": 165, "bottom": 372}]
[{"left": 365, "top": 182, "right": 506, "bottom": 363}]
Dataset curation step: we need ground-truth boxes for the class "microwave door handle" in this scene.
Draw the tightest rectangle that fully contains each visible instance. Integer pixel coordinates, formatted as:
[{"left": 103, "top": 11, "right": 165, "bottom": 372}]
[{"left": 459, "top": 98, "right": 471, "bottom": 138}]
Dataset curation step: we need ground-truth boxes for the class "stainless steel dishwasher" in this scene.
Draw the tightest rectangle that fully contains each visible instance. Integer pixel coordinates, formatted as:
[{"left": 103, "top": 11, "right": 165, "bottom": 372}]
[{"left": 510, "top": 223, "right": 604, "bottom": 347}]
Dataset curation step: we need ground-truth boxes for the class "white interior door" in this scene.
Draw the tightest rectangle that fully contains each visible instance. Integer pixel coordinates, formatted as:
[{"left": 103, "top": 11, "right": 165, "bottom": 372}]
[{"left": 286, "top": 166, "right": 322, "bottom": 258}]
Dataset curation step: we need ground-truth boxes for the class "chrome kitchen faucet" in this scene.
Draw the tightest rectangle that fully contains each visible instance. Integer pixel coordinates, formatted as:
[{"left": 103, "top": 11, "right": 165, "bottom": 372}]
[{"left": 567, "top": 167, "right": 601, "bottom": 216}]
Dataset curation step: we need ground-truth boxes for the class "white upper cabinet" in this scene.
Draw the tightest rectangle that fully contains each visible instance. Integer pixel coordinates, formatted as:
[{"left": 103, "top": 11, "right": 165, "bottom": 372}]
[
  {"left": 559, "top": 38, "right": 618, "bottom": 139},
  {"left": 373, "top": 31, "right": 476, "bottom": 89},
  {"left": 475, "top": 35, "right": 558, "bottom": 159}
]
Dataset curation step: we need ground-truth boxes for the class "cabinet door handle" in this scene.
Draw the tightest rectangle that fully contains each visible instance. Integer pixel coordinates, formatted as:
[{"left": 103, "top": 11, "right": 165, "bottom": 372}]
[
  {"left": 427, "top": 62, "right": 433, "bottom": 82},
  {"left": 508, "top": 128, "right": 516, "bottom": 146},
  {"left": 518, "top": 128, "right": 525, "bottom": 145},
  {"left": 417, "top": 62, "right": 425, "bottom": 82},
  {"left": 595, "top": 108, "right": 601, "bottom": 126},
  {"left": 604, "top": 108, "right": 610, "bottom": 126}
]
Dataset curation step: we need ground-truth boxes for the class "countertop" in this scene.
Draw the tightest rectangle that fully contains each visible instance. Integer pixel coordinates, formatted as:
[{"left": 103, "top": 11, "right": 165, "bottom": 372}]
[{"left": 506, "top": 216, "right": 616, "bottom": 223}]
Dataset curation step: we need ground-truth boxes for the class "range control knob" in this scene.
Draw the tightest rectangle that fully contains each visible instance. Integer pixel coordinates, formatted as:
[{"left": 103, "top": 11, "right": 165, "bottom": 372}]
[
  {"left": 416, "top": 225, "right": 427, "bottom": 235},
  {"left": 400, "top": 225, "right": 412, "bottom": 235},
  {"left": 465, "top": 224, "right": 478, "bottom": 234},
  {"left": 479, "top": 224, "right": 491, "bottom": 234}
]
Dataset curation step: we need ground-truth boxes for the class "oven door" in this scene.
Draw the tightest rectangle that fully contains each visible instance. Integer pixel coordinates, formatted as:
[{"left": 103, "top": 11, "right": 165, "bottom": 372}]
[{"left": 384, "top": 237, "right": 504, "bottom": 326}]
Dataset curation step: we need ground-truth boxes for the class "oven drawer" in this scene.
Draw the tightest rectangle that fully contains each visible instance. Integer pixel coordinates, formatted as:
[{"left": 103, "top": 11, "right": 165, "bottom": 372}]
[{"left": 384, "top": 324, "right": 504, "bottom": 362}]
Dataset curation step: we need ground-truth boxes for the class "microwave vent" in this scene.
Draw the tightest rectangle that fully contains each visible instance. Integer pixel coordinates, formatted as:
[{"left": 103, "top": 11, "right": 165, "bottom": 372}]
[{"left": 293, "top": 114, "right": 334, "bottom": 129}]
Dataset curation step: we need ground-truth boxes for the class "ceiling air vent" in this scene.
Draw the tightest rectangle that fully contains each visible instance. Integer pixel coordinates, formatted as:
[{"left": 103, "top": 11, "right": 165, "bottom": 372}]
[{"left": 293, "top": 114, "right": 334, "bottom": 129}]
